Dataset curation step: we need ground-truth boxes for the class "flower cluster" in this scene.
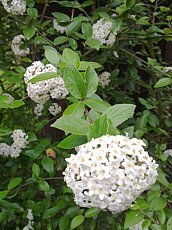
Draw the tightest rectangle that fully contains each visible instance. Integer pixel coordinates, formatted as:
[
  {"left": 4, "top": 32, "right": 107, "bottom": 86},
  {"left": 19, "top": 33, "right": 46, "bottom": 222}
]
[
  {"left": 53, "top": 20, "right": 66, "bottom": 34},
  {"left": 0, "top": 129, "right": 28, "bottom": 158},
  {"left": 63, "top": 135, "right": 158, "bottom": 213},
  {"left": 24, "top": 61, "right": 68, "bottom": 116},
  {"left": 92, "top": 19, "right": 117, "bottom": 47},
  {"left": 48, "top": 103, "right": 62, "bottom": 116},
  {"left": 1, "top": 0, "right": 26, "bottom": 15},
  {"left": 23, "top": 209, "right": 34, "bottom": 230},
  {"left": 99, "top": 71, "right": 111, "bottom": 88},
  {"left": 164, "top": 67, "right": 172, "bottom": 73},
  {"left": 164, "top": 149, "right": 172, "bottom": 157},
  {"left": 11, "top": 35, "right": 30, "bottom": 56}
]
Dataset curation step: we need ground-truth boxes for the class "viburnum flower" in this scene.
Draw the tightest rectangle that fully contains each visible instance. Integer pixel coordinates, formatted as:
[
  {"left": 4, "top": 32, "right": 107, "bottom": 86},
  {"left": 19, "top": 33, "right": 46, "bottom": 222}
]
[
  {"left": 63, "top": 135, "right": 158, "bottom": 213},
  {"left": 1, "top": 0, "right": 26, "bottom": 15},
  {"left": 11, "top": 35, "right": 30, "bottom": 56},
  {"left": 92, "top": 18, "right": 117, "bottom": 47},
  {"left": 53, "top": 19, "right": 66, "bottom": 34},
  {"left": 99, "top": 71, "right": 111, "bottom": 88},
  {"left": 48, "top": 103, "right": 62, "bottom": 116},
  {"left": 24, "top": 61, "right": 68, "bottom": 106}
]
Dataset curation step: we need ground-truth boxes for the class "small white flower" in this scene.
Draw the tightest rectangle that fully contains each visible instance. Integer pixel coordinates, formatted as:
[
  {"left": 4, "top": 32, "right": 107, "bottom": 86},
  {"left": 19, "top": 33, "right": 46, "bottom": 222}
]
[
  {"left": 34, "top": 104, "right": 44, "bottom": 117},
  {"left": 129, "top": 220, "right": 147, "bottom": 230},
  {"left": 48, "top": 103, "right": 62, "bottom": 116},
  {"left": 53, "top": 19, "right": 66, "bottom": 34},
  {"left": 23, "top": 209, "right": 34, "bottom": 230},
  {"left": 63, "top": 135, "right": 158, "bottom": 213},
  {"left": 164, "top": 67, "right": 172, "bottom": 73},
  {"left": 1, "top": 0, "right": 26, "bottom": 15},
  {"left": 0, "top": 143, "right": 11, "bottom": 157},
  {"left": 99, "top": 71, "right": 111, "bottom": 88},
  {"left": 11, "top": 35, "right": 30, "bottom": 56},
  {"left": 164, "top": 149, "right": 172, "bottom": 157}
]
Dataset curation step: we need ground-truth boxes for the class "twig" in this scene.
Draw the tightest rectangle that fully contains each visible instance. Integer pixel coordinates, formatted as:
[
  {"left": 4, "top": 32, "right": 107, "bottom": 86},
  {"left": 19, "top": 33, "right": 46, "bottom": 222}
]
[{"left": 85, "top": 107, "right": 93, "bottom": 124}]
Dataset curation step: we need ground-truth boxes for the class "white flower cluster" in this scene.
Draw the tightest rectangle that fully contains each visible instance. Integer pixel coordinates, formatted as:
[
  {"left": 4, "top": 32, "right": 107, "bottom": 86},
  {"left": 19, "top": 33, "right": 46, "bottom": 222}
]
[
  {"left": 53, "top": 20, "right": 66, "bottom": 34},
  {"left": 23, "top": 209, "right": 34, "bottom": 230},
  {"left": 164, "top": 66, "right": 172, "bottom": 73},
  {"left": 164, "top": 149, "right": 172, "bottom": 157},
  {"left": 92, "top": 19, "right": 117, "bottom": 47},
  {"left": 48, "top": 103, "right": 62, "bottom": 116},
  {"left": 1, "top": 0, "right": 26, "bottom": 15},
  {"left": 24, "top": 61, "right": 68, "bottom": 116},
  {"left": 99, "top": 71, "right": 111, "bottom": 88},
  {"left": 0, "top": 129, "right": 28, "bottom": 158},
  {"left": 3, "top": 93, "right": 14, "bottom": 104},
  {"left": 63, "top": 135, "right": 158, "bottom": 213},
  {"left": 11, "top": 35, "right": 30, "bottom": 56}
]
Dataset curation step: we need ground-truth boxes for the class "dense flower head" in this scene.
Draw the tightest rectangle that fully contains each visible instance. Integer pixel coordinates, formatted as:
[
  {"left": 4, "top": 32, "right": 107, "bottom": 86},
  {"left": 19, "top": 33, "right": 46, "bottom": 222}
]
[
  {"left": 164, "top": 67, "right": 172, "bottom": 73},
  {"left": 48, "top": 103, "right": 62, "bottom": 116},
  {"left": 63, "top": 135, "right": 158, "bottom": 213},
  {"left": 164, "top": 149, "right": 172, "bottom": 157},
  {"left": 11, "top": 35, "right": 30, "bottom": 56},
  {"left": 24, "top": 61, "right": 68, "bottom": 105},
  {"left": 99, "top": 71, "right": 111, "bottom": 88},
  {"left": 0, "top": 129, "right": 28, "bottom": 158},
  {"left": 92, "top": 18, "right": 117, "bottom": 47},
  {"left": 1, "top": 0, "right": 26, "bottom": 15},
  {"left": 53, "top": 19, "right": 66, "bottom": 34}
]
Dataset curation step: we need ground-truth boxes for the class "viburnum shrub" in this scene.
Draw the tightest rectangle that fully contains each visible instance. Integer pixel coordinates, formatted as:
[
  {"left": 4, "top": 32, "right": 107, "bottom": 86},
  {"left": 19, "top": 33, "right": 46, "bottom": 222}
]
[{"left": 0, "top": 0, "right": 172, "bottom": 229}]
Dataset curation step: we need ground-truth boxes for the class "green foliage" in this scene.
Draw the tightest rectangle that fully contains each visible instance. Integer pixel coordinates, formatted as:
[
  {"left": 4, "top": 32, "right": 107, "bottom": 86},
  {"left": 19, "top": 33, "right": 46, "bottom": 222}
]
[{"left": 0, "top": 0, "right": 172, "bottom": 229}]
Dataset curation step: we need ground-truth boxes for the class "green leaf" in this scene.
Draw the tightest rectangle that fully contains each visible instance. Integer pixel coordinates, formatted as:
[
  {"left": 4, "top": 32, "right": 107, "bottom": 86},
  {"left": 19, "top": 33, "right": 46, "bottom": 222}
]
[
  {"left": 85, "top": 208, "right": 99, "bottom": 218},
  {"left": 0, "top": 210, "right": 8, "bottom": 222},
  {"left": 43, "top": 200, "right": 67, "bottom": 219},
  {"left": 105, "top": 104, "right": 136, "bottom": 127},
  {"left": 8, "top": 177, "right": 22, "bottom": 190},
  {"left": 154, "top": 78, "right": 172, "bottom": 88},
  {"left": 52, "top": 12, "right": 70, "bottom": 22},
  {"left": 71, "top": 215, "right": 85, "bottom": 229},
  {"left": 85, "top": 66, "right": 99, "bottom": 97},
  {"left": 81, "top": 22, "right": 92, "bottom": 39},
  {"left": 23, "top": 26, "right": 36, "bottom": 40},
  {"left": 0, "top": 200, "right": 24, "bottom": 212},
  {"left": 39, "top": 179, "right": 50, "bottom": 191},
  {"left": 66, "top": 21, "right": 81, "bottom": 36},
  {"left": 150, "top": 224, "right": 162, "bottom": 230},
  {"left": 126, "top": 0, "right": 135, "bottom": 8},
  {"left": 149, "top": 197, "right": 167, "bottom": 211},
  {"left": 0, "top": 126, "right": 12, "bottom": 136},
  {"left": 63, "top": 101, "right": 85, "bottom": 117},
  {"left": 54, "top": 36, "right": 68, "bottom": 45},
  {"left": 62, "top": 48, "right": 80, "bottom": 68},
  {"left": 157, "top": 168, "right": 169, "bottom": 187},
  {"left": 85, "top": 38, "right": 102, "bottom": 50},
  {"left": 28, "top": 72, "right": 58, "bottom": 83},
  {"left": 59, "top": 216, "right": 70, "bottom": 230},
  {"left": 51, "top": 115, "right": 90, "bottom": 135},
  {"left": 0, "top": 190, "right": 8, "bottom": 200},
  {"left": 84, "top": 98, "right": 110, "bottom": 113},
  {"left": 58, "top": 134, "right": 87, "bottom": 149},
  {"left": 89, "top": 114, "right": 108, "bottom": 139},
  {"left": 124, "top": 210, "right": 144, "bottom": 229},
  {"left": 44, "top": 46, "right": 59, "bottom": 65},
  {"left": 137, "top": 17, "right": 150, "bottom": 25},
  {"left": 32, "top": 163, "right": 40, "bottom": 178},
  {"left": 79, "top": 61, "right": 102, "bottom": 70},
  {"left": 167, "top": 217, "right": 172, "bottom": 230},
  {"left": 158, "top": 210, "right": 166, "bottom": 224},
  {"left": 9, "top": 100, "right": 25, "bottom": 109},
  {"left": 41, "top": 157, "right": 54, "bottom": 174},
  {"left": 68, "top": 38, "right": 78, "bottom": 50},
  {"left": 63, "top": 66, "right": 86, "bottom": 99},
  {"left": 0, "top": 95, "right": 9, "bottom": 108}
]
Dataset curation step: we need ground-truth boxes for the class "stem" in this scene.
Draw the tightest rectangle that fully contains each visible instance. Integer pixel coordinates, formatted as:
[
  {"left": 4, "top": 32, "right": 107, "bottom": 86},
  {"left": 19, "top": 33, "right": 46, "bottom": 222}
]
[{"left": 85, "top": 107, "right": 93, "bottom": 124}]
